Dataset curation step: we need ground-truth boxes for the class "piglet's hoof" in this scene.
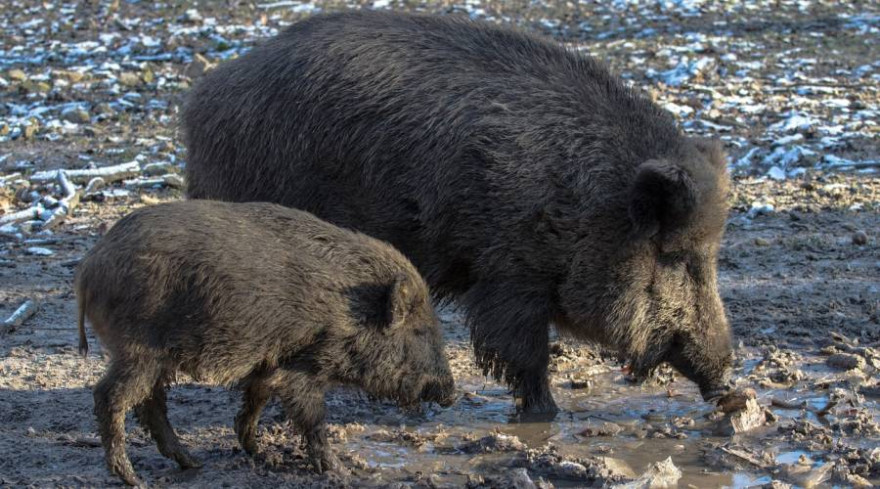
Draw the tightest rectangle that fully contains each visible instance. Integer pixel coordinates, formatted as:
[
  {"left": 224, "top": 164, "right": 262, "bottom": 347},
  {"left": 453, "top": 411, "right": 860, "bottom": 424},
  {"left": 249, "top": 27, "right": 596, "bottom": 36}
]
[{"left": 109, "top": 460, "right": 142, "bottom": 487}]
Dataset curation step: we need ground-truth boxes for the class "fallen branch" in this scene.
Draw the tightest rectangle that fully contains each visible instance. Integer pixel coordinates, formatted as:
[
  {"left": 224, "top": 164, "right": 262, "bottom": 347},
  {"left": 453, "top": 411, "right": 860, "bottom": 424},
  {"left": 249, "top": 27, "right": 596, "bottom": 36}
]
[
  {"left": 771, "top": 397, "right": 838, "bottom": 417},
  {"left": 3, "top": 299, "right": 39, "bottom": 331},
  {"left": 84, "top": 177, "right": 105, "bottom": 195},
  {"left": 39, "top": 170, "right": 80, "bottom": 230},
  {"left": 123, "top": 174, "right": 184, "bottom": 190},
  {"left": 718, "top": 446, "right": 770, "bottom": 469},
  {"left": 0, "top": 206, "right": 42, "bottom": 226},
  {"left": 30, "top": 161, "right": 141, "bottom": 185}
]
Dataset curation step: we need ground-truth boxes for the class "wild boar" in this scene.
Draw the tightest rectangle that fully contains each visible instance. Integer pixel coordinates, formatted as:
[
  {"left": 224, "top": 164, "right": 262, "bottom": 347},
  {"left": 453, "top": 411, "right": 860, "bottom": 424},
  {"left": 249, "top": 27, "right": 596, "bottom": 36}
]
[
  {"left": 75, "top": 200, "right": 455, "bottom": 486},
  {"left": 182, "top": 10, "right": 734, "bottom": 416}
]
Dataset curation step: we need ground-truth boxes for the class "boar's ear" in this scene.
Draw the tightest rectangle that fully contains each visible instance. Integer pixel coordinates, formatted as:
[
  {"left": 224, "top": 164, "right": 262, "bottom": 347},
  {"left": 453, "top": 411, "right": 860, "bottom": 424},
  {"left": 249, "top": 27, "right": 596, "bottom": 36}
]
[
  {"left": 383, "top": 275, "right": 412, "bottom": 330},
  {"left": 629, "top": 160, "right": 698, "bottom": 239}
]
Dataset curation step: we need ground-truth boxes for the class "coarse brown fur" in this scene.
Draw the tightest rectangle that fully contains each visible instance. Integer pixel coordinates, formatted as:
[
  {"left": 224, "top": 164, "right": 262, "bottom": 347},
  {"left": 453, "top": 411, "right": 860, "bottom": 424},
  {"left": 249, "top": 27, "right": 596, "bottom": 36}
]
[
  {"left": 75, "top": 200, "right": 454, "bottom": 485},
  {"left": 183, "top": 10, "right": 733, "bottom": 415}
]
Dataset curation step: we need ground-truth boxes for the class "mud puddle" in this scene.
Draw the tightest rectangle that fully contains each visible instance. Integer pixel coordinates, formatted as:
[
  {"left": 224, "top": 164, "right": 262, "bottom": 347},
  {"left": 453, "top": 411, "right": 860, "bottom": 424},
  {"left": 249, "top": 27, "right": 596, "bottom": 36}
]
[{"left": 320, "top": 330, "right": 879, "bottom": 488}]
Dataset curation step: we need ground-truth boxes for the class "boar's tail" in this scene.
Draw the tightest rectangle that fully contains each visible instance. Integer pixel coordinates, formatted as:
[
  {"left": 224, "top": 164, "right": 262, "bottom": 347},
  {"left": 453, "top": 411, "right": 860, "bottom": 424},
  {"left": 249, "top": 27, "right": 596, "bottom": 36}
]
[{"left": 77, "top": 293, "right": 88, "bottom": 357}]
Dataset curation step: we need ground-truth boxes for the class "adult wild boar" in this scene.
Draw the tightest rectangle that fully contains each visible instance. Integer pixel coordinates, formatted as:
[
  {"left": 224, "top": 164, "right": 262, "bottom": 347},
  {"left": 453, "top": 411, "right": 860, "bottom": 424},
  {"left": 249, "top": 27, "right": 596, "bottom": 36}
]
[
  {"left": 76, "top": 200, "right": 454, "bottom": 486},
  {"left": 183, "top": 11, "right": 734, "bottom": 415}
]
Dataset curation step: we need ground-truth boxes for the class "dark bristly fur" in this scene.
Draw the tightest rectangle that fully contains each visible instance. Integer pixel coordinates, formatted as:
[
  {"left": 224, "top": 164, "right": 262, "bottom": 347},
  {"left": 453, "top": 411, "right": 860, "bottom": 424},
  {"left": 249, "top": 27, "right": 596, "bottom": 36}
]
[
  {"left": 183, "top": 11, "right": 734, "bottom": 415},
  {"left": 75, "top": 200, "right": 454, "bottom": 486}
]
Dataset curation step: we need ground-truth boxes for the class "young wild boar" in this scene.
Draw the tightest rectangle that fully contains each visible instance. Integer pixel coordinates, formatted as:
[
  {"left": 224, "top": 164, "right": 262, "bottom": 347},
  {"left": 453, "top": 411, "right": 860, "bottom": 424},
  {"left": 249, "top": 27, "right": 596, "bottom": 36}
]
[
  {"left": 182, "top": 11, "right": 734, "bottom": 416},
  {"left": 75, "top": 200, "right": 455, "bottom": 486}
]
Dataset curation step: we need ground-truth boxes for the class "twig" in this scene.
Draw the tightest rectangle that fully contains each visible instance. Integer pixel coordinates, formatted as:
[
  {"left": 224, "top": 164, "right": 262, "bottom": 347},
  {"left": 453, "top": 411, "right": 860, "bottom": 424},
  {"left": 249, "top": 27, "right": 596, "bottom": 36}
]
[
  {"left": 815, "top": 400, "right": 838, "bottom": 418},
  {"left": 718, "top": 446, "right": 770, "bottom": 469},
  {"left": 30, "top": 161, "right": 141, "bottom": 185},
  {"left": 771, "top": 397, "right": 838, "bottom": 417},
  {"left": 40, "top": 170, "right": 81, "bottom": 231},
  {"left": 0, "top": 206, "right": 42, "bottom": 226},
  {"left": 3, "top": 299, "right": 39, "bottom": 331},
  {"left": 771, "top": 398, "right": 807, "bottom": 410}
]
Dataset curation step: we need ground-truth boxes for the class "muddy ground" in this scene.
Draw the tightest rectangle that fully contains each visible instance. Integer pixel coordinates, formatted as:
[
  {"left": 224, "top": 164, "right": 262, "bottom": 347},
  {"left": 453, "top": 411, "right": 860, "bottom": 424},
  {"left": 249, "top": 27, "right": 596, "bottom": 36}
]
[{"left": 1, "top": 1, "right": 879, "bottom": 488}]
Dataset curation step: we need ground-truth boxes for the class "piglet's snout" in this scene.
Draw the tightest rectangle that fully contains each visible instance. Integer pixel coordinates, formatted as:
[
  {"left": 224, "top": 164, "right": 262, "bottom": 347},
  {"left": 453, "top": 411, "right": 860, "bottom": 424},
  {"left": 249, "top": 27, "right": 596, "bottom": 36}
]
[{"left": 419, "top": 376, "right": 456, "bottom": 407}]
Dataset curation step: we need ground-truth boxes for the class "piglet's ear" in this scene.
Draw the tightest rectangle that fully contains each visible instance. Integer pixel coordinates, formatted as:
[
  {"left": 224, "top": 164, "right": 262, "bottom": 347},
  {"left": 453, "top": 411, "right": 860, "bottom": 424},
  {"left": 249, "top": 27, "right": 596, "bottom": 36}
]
[
  {"left": 384, "top": 275, "right": 412, "bottom": 330},
  {"left": 688, "top": 137, "right": 727, "bottom": 170},
  {"left": 629, "top": 160, "right": 698, "bottom": 239}
]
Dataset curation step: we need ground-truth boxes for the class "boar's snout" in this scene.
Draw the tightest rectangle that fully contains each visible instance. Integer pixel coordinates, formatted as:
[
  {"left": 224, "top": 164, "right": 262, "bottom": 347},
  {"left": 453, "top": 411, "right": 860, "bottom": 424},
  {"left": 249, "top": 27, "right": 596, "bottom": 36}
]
[
  {"left": 698, "top": 366, "right": 733, "bottom": 402},
  {"left": 419, "top": 375, "right": 456, "bottom": 407}
]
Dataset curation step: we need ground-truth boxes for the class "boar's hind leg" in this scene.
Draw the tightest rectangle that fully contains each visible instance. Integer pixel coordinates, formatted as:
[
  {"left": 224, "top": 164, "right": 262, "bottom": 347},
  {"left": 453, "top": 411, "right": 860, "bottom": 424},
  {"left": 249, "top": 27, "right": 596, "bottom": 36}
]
[
  {"left": 134, "top": 381, "right": 201, "bottom": 469},
  {"left": 94, "top": 359, "right": 160, "bottom": 486},
  {"left": 235, "top": 375, "right": 273, "bottom": 455},
  {"left": 465, "top": 285, "right": 558, "bottom": 416}
]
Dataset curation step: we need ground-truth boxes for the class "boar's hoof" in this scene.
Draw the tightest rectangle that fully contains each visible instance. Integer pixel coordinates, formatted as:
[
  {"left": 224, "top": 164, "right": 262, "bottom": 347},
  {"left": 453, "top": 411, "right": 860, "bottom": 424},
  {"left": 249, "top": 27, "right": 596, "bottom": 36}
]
[
  {"left": 234, "top": 414, "right": 259, "bottom": 455},
  {"left": 310, "top": 451, "right": 344, "bottom": 475},
  {"left": 519, "top": 394, "right": 559, "bottom": 418},
  {"left": 174, "top": 451, "right": 202, "bottom": 470}
]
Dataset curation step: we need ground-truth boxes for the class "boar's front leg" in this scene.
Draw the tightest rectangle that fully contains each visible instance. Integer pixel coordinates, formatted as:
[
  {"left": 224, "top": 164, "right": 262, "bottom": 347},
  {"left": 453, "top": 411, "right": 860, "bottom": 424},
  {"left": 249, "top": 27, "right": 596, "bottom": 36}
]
[
  {"left": 270, "top": 367, "right": 340, "bottom": 474},
  {"left": 464, "top": 283, "right": 558, "bottom": 416}
]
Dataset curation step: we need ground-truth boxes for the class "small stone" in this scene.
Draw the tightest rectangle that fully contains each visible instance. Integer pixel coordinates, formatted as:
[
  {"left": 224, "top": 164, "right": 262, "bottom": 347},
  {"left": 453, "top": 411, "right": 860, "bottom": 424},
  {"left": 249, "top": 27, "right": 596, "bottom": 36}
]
[
  {"left": 25, "top": 247, "right": 54, "bottom": 256},
  {"left": 846, "top": 474, "right": 874, "bottom": 487},
  {"left": 184, "top": 8, "right": 202, "bottom": 23},
  {"left": 142, "top": 162, "right": 175, "bottom": 176},
  {"left": 119, "top": 72, "right": 140, "bottom": 87},
  {"left": 553, "top": 461, "right": 590, "bottom": 480},
  {"left": 599, "top": 457, "right": 638, "bottom": 479},
  {"left": 506, "top": 468, "right": 538, "bottom": 489},
  {"left": 767, "top": 482, "right": 793, "bottom": 489},
  {"left": 163, "top": 174, "right": 185, "bottom": 189},
  {"left": 7, "top": 69, "right": 27, "bottom": 82},
  {"left": 826, "top": 353, "right": 866, "bottom": 371},
  {"left": 22, "top": 123, "right": 38, "bottom": 139},
  {"left": 92, "top": 103, "right": 115, "bottom": 115},
  {"left": 754, "top": 237, "right": 771, "bottom": 246},
  {"left": 0, "top": 122, "right": 9, "bottom": 136},
  {"left": 141, "top": 69, "right": 154, "bottom": 84},
  {"left": 54, "top": 70, "right": 84, "bottom": 83},
  {"left": 620, "top": 457, "right": 682, "bottom": 489},
  {"left": 579, "top": 422, "right": 623, "bottom": 437},
  {"left": 459, "top": 433, "right": 526, "bottom": 453},
  {"left": 791, "top": 463, "right": 832, "bottom": 489},
  {"left": 852, "top": 231, "right": 868, "bottom": 246},
  {"left": 61, "top": 107, "right": 90, "bottom": 124},
  {"left": 748, "top": 202, "right": 775, "bottom": 218},
  {"left": 65, "top": 71, "right": 85, "bottom": 83}
]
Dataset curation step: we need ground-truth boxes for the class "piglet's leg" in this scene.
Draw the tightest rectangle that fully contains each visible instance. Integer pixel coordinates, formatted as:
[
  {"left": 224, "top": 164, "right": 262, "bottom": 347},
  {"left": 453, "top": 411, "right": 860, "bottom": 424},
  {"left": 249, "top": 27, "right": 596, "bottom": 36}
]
[
  {"left": 135, "top": 381, "right": 201, "bottom": 469},
  {"left": 270, "top": 368, "right": 339, "bottom": 474},
  {"left": 94, "top": 358, "right": 159, "bottom": 486}
]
